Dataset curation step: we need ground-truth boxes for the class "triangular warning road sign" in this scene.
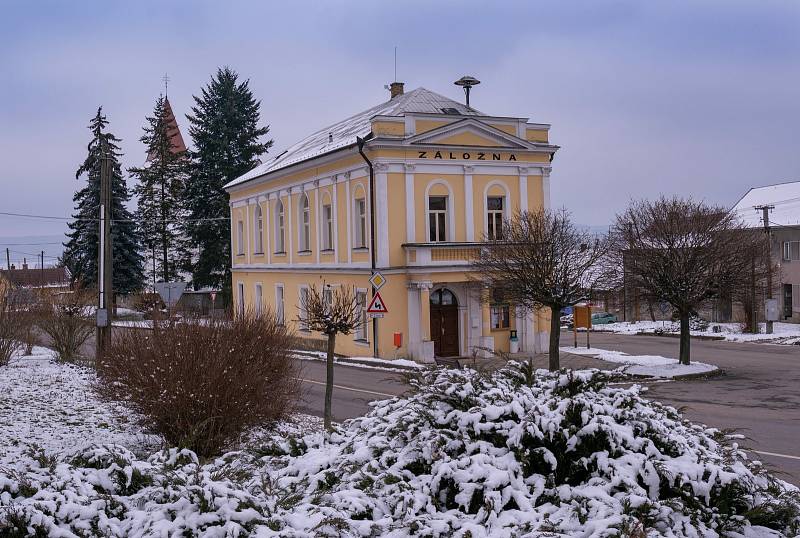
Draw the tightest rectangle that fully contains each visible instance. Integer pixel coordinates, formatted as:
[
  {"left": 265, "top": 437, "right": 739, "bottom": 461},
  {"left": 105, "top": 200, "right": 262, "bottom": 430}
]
[{"left": 366, "top": 291, "right": 388, "bottom": 314}]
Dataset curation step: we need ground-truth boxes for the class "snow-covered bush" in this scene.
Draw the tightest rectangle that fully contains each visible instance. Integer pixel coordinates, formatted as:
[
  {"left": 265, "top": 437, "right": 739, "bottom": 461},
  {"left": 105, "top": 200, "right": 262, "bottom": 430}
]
[
  {"left": 2, "top": 366, "right": 798, "bottom": 537},
  {"left": 97, "top": 312, "right": 300, "bottom": 456}
]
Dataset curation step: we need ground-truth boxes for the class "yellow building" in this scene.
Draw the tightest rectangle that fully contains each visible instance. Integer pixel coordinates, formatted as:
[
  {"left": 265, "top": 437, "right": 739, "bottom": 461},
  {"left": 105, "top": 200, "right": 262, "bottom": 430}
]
[{"left": 225, "top": 83, "right": 558, "bottom": 361}]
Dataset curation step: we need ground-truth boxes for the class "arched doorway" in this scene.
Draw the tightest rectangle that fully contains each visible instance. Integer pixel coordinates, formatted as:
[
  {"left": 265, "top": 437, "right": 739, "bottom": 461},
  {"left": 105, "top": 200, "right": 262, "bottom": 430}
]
[{"left": 430, "top": 288, "right": 459, "bottom": 357}]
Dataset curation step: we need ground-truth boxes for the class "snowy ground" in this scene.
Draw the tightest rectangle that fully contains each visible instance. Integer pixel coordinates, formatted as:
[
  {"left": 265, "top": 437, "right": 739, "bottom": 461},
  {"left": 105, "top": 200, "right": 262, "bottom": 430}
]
[
  {"left": 293, "top": 349, "right": 425, "bottom": 371},
  {"left": 0, "top": 347, "right": 162, "bottom": 464},
  {"left": 1, "top": 357, "right": 797, "bottom": 537},
  {"left": 562, "top": 346, "right": 719, "bottom": 378},
  {"left": 592, "top": 321, "right": 800, "bottom": 344}
]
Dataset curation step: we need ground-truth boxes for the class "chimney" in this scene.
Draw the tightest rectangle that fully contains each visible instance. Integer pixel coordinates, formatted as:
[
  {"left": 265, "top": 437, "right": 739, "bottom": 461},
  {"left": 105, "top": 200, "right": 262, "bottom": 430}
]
[
  {"left": 389, "top": 82, "right": 404, "bottom": 99},
  {"left": 22, "top": 258, "right": 28, "bottom": 270},
  {"left": 10, "top": 264, "right": 15, "bottom": 270}
]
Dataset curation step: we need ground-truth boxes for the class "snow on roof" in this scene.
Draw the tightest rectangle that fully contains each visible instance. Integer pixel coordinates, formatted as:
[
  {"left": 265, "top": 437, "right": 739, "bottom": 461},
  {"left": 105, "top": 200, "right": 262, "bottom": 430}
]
[
  {"left": 225, "top": 87, "right": 484, "bottom": 189},
  {"left": 730, "top": 180, "right": 800, "bottom": 228}
]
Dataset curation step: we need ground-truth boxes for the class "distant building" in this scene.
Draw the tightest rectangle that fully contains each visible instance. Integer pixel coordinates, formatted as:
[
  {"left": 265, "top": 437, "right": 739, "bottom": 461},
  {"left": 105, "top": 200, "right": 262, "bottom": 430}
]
[
  {"left": 224, "top": 82, "right": 559, "bottom": 360},
  {"left": 0, "top": 260, "right": 71, "bottom": 304},
  {"left": 732, "top": 181, "right": 800, "bottom": 322}
]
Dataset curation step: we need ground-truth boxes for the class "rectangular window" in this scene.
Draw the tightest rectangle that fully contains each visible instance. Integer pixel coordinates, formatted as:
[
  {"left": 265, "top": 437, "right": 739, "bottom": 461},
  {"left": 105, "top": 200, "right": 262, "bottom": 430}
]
[
  {"left": 792, "top": 241, "right": 800, "bottom": 261},
  {"left": 322, "top": 204, "right": 333, "bottom": 250},
  {"left": 323, "top": 286, "right": 333, "bottom": 310},
  {"left": 355, "top": 198, "right": 367, "bottom": 248},
  {"left": 784, "top": 242, "right": 791, "bottom": 261},
  {"left": 236, "top": 220, "right": 244, "bottom": 255},
  {"left": 487, "top": 196, "right": 504, "bottom": 240},
  {"left": 491, "top": 304, "right": 510, "bottom": 329},
  {"left": 299, "top": 286, "right": 309, "bottom": 331},
  {"left": 355, "top": 290, "right": 368, "bottom": 341},
  {"left": 237, "top": 282, "right": 245, "bottom": 317},
  {"left": 428, "top": 196, "right": 447, "bottom": 242},
  {"left": 276, "top": 285, "right": 285, "bottom": 325},
  {"left": 254, "top": 284, "right": 262, "bottom": 317}
]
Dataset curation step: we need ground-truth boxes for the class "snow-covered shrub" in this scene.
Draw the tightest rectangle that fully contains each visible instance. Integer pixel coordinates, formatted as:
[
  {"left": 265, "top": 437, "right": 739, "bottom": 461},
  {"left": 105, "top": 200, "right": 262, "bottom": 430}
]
[
  {"left": 266, "top": 365, "right": 800, "bottom": 536},
  {"left": 97, "top": 312, "right": 300, "bottom": 456}
]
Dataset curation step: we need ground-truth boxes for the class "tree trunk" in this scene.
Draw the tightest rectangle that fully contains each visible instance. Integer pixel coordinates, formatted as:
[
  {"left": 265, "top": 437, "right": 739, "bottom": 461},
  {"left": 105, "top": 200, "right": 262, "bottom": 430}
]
[
  {"left": 548, "top": 306, "right": 561, "bottom": 371},
  {"left": 646, "top": 299, "right": 656, "bottom": 322},
  {"left": 324, "top": 332, "right": 336, "bottom": 431},
  {"left": 679, "top": 312, "right": 691, "bottom": 366}
]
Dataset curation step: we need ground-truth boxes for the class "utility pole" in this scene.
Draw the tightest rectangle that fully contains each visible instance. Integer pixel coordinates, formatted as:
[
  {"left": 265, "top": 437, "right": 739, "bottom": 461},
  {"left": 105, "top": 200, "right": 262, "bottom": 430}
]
[
  {"left": 96, "top": 137, "right": 114, "bottom": 361},
  {"left": 755, "top": 205, "right": 775, "bottom": 334},
  {"left": 5, "top": 248, "right": 9, "bottom": 270},
  {"left": 40, "top": 250, "right": 44, "bottom": 289}
]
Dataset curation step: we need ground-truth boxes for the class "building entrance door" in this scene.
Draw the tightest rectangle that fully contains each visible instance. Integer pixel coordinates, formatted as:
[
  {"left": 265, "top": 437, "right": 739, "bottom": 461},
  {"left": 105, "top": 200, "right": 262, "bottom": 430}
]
[{"left": 430, "top": 288, "right": 459, "bottom": 357}]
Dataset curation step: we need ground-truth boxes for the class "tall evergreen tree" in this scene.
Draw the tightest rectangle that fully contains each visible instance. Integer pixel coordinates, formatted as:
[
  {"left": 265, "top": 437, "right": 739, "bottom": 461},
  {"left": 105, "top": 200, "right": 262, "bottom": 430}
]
[
  {"left": 130, "top": 96, "right": 188, "bottom": 285},
  {"left": 62, "top": 108, "right": 146, "bottom": 295},
  {"left": 184, "top": 67, "right": 272, "bottom": 292}
]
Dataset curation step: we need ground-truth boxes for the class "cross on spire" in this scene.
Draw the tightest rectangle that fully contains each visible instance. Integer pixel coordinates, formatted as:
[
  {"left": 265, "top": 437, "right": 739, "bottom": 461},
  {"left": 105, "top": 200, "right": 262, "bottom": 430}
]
[{"left": 162, "top": 73, "right": 170, "bottom": 98}]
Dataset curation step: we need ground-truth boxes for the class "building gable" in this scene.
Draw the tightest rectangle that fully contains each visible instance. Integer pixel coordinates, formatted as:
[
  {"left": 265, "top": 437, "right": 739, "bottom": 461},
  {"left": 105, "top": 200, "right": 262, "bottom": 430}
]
[{"left": 406, "top": 119, "right": 531, "bottom": 150}]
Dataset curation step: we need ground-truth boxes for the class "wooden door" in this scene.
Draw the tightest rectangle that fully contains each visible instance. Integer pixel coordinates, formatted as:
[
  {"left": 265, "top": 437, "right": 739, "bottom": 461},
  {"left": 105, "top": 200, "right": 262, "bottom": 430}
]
[{"left": 430, "top": 289, "right": 459, "bottom": 357}]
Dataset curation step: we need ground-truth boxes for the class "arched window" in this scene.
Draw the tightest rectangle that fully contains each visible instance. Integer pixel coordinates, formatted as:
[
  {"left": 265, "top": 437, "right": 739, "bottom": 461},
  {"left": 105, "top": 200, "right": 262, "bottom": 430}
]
[
  {"left": 299, "top": 193, "right": 310, "bottom": 251},
  {"left": 425, "top": 181, "right": 453, "bottom": 243},
  {"left": 275, "top": 199, "right": 285, "bottom": 253},
  {"left": 254, "top": 204, "right": 264, "bottom": 253},
  {"left": 484, "top": 181, "right": 510, "bottom": 241}
]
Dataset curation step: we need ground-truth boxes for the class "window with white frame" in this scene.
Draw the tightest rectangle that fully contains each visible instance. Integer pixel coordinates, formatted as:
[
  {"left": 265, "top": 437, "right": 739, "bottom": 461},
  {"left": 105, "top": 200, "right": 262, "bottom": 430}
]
[
  {"left": 354, "top": 197, "right": 367, "bottom": 248},
  {"left": 487, "top": 196, "right": 504, "bottom": 240},
  {"left": 323, "top": 286, "right": 333, "bottom": 310},
  {"left": 299, "top": 193, "right": 311, "bottom": 252},
  {"left": 322, "top": 202, "right": 333, "bottom": 250},
  {"left": 254, "top": 204, "right": 264, "bottom": 253},
  {"left": 298, "top": 286, "right": 309, "bottom": 331},
  {"left": 236, "top": 220, "right": 244, "bottom": 255},
  {"left": 275, "top": 284, "right": 285, "bottom": 325},
  {"left": 784, "top": 241, "right": 800, "bottom": 261},
  {"left": 275, "top": 199, "right": 285, "bottom": 253},
  {"left": 428, "top": 196, "right": 448, "bottom": 242},
  {"left": 490, "top": 288, "right": 510, "bottom": 329},
  {"left": 255, "top": 283, "right": 263, "bottom": 317},
  {"left": 237, "top": 282, "right": 245, "bottom": 317},
  {"left": 354, "top": 290, "right": 368, "bottom": 341}
]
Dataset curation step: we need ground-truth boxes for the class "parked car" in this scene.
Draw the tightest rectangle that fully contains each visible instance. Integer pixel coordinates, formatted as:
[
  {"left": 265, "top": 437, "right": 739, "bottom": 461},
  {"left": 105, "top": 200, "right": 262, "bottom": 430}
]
[
  {"left": 591, "top": 312, "right": 617, "bottom": 325},
  {"left": 560, "top": 313, "right": 574, "bottom": 327}
]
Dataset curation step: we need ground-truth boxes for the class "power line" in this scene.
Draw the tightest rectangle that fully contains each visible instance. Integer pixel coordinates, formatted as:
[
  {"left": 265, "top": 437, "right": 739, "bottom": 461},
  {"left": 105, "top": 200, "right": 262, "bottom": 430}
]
[
  {"left": 0, "top": 241, "right": 64, "bottom": 246},
  {"left": 0, "top": 210, "right": 228, "bottom": 224}
]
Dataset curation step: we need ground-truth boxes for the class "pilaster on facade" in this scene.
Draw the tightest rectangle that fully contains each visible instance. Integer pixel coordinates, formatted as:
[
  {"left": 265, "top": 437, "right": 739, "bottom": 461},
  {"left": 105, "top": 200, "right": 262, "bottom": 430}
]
[
  {"left": 541, "top": 166, "right": 552, "bottom": 210},
  {"left": 404, "top": 164, "right": 416, "bottom": 244},
  {"left": 374, "top": 162, "right": 390, "bottom": 268},
  {"left": 464, "top": 165, "right": 475, "bottom": 242},
  {"left": 518, "top": 166, "right": 529, "bottom": 213}
]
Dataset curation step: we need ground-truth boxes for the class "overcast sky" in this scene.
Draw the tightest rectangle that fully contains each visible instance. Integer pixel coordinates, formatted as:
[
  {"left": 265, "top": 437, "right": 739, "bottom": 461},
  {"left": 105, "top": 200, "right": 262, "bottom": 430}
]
[{"left": 2, "top": 0, "right": 799, "bottom": 243}]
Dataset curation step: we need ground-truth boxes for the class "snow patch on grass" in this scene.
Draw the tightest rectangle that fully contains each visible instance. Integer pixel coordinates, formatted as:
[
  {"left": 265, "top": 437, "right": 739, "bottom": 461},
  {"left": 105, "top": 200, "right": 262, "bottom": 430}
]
[
  {"left": 593, "top": 321, "right": 800, "bottom": 344},
  {"left": 562, "top": 346, "right": 718, "bottom": 378}
]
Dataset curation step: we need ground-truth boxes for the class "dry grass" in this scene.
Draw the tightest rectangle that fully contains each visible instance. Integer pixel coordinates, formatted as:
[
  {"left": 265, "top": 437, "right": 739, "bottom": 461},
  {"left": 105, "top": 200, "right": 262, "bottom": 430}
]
[
  {"left": 0, "top": 295, "right": 24, "bottom": 366},
  {"left": 98, "top": 311, "right": 300, "bottom": 457},
  {"left": 36, "top": 290, "right": 95, "bottom": 363}
]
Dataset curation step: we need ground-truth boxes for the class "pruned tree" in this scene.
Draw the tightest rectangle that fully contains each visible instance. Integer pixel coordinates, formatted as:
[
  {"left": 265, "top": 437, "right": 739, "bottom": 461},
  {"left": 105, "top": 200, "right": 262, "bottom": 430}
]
[
  {"left": 299, "top": 283, "right": 363, "bottom": 431},
  {"left": 471, "top": 209, "right": 609, "bottom": 371},
  {"left": 612, "top": 196, "right": 770, "bottom": 365}
]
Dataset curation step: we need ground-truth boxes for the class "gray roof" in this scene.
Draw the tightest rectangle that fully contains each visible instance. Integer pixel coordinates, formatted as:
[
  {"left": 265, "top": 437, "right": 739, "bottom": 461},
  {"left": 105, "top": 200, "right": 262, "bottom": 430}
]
[{"left": 226, "top": 88, "right": 485, "bottom": 188}]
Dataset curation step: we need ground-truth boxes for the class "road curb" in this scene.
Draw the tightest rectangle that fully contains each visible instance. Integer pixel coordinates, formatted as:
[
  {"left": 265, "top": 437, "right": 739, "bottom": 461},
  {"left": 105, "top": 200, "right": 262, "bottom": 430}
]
[{"left": 628, "top": 366, "right": 725, "bottom": 381}]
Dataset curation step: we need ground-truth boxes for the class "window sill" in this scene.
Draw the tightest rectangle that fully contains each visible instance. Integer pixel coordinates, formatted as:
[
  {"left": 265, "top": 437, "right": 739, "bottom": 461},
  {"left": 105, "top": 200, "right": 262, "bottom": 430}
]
[
  {"left": 320, "top": 248, "right": 335, "bottom": 254},
  {"left": 297, "top": 250, "right": 312, "bottom": 256},
  {"left": 273, "top": 251, "right": 287, "bottom": 256},
  {"left": 352, "top": 247, "right": 369, "bottom": 252},
  {"left": 354, "top": 338, "right": 370, "bottom": 347},
  {"left": 236, "top": 253, "right": 245, "bottom": 257},
  {"left": 253, "top": 251, "right": 265, "bottom": 256},
  {"left": 491, "top": 327, "right": 510, "bottom": 332}
]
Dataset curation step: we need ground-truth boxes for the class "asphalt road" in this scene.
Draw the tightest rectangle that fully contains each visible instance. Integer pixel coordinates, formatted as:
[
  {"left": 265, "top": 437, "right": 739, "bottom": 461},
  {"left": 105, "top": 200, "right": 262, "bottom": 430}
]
[{"left": 565, "top": 331, "right": 800, "bottom": 484}]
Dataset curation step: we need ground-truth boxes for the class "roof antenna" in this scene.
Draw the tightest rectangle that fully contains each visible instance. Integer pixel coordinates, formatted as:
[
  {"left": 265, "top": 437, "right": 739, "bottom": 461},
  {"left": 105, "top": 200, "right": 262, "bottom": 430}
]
[
  {"left": 394, "top": 46, "right": 397, "bottom": 82},
  {"left": 454, "top": 75, "right": 480, "bottom": 108},
  {"left": 162, "top": 73, "right": 170, "bottom": 98}
]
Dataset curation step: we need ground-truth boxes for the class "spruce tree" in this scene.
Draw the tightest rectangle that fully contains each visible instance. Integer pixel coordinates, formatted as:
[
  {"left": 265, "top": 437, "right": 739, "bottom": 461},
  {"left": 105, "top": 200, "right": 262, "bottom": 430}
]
[
  {"left": 184, "top": 67, "right": 272, "bottom": 293},
  {"left": 130, "top": 95, "right": 187, "bottom": 285},
  {"left": 62, "top": 108, "right": 146, "bottom": 295}
]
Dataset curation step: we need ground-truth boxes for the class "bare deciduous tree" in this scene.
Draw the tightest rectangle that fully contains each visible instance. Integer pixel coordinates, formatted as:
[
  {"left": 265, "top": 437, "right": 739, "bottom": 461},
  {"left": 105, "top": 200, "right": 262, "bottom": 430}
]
[
  {"left": 299, "top": 283, "right": 363, "bottom": 430},
  {"left": 613, "top": 196, "right": 770, "bottom": 365},
  {"left": 472, "top": 209, "right": 608, "bottom": 371}
]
